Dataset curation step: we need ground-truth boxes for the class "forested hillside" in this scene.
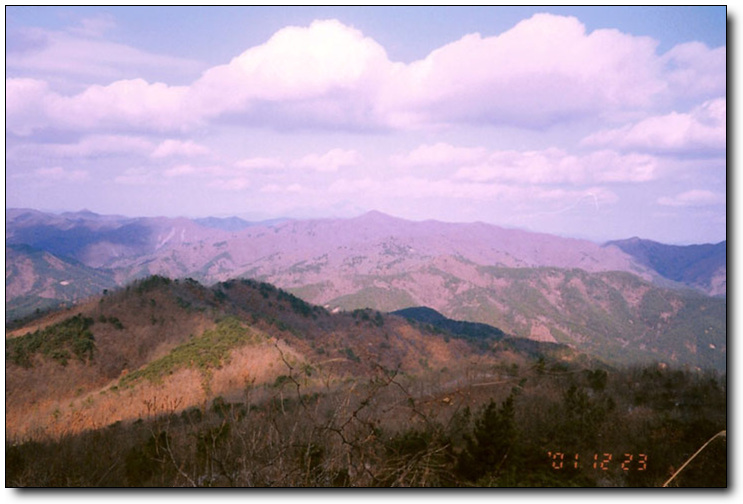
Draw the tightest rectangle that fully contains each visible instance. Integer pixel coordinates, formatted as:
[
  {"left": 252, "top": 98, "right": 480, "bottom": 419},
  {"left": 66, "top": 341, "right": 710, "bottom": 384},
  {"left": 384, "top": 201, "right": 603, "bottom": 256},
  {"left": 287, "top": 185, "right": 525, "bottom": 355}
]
[{"left": 5, "top": 276, "right": 726, "bottom": 487}]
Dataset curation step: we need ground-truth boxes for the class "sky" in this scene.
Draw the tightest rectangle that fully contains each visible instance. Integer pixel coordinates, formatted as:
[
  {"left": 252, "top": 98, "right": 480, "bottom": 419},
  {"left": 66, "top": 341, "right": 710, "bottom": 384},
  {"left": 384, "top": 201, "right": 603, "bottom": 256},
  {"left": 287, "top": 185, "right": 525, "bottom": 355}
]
[{"left": 4, "top": 5, "right": 727, "bottom": 244}]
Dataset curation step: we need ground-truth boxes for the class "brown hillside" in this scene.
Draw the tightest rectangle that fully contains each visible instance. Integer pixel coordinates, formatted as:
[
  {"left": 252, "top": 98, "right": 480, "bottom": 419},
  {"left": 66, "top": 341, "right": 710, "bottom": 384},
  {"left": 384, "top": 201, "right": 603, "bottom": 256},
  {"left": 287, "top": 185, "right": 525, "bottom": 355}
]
[{"left": 6, "top": 276, "right": 533, "bottom": 441}]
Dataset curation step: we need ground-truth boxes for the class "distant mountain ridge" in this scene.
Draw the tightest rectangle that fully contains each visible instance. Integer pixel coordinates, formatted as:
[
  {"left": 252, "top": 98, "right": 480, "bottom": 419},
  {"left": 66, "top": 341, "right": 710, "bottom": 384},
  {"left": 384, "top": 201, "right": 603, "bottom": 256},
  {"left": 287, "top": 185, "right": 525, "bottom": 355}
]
[
  {"left": 604, "top": 237, "right": 726, "bottom": 296},
  {"left": 7, "top": 208, "right": 724, "bottom": 295},
  {"left": 5, "top": 208, "right": 726, "bottom": 371},
  {"left": 193, "top": 216, "right": 252, "bottom": 231},
  {"left": 7, "top": 207, "right": 657, "bottom": 311},
  {"left": 5, "top": 243, "right": 117, "bottom": 322}
]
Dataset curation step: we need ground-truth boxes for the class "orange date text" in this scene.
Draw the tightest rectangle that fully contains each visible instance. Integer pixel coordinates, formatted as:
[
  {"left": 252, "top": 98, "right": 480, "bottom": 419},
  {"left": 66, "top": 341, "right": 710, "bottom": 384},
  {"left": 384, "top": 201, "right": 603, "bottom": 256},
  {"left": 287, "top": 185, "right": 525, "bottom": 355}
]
[{"left": 547, "top": 451, "right": 647, "bottom": 471}]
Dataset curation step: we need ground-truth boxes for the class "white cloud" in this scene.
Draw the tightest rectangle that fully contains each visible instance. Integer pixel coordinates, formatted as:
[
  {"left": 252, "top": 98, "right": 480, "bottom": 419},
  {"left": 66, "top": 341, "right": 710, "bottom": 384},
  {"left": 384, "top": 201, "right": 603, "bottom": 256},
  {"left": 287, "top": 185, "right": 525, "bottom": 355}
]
[
  {"left": 260, "top": 183, "right": 306, "bottom": 194},
  {"left": 190, "top": 19, "right": 393, "bottom": 128},
  {"left": 7, "top": 133, "right": 155, "bottom": 162},
  {"left": 114, "top": 167, "right": 158, "bottom": 186},
  {"left": 391, "top": 144, "right": 659, "bottom": 185},
  {"left": 381, "top": 14, "right": 668, "bottom": 128},
  {"left": 35, "top": 166, "right": 89, "bottom": 182},
  {"left": 260, "top": 184, "right": 283, "bottom": 194},
  {"left": 163, "top": 164, "right": 198, "bottom": 178},
  {"left": 209, "top": 178, "right": 251, "bottom": 191},
  {"left": 6, "top": 77, "right": 194, "bottom": 135},
  {"left": 152, "top": 139, "right": 211, "bottom": 158},
  {"left": 658, "top": 190, "right": 724, "bottom": 207},
  {"left": 6, "top": 22, "right": 201, "bottom": 85},
  {"left": 328, "top": 177, "right": 378, "bottom": 195},
  {"left": 197, "top": 20, "right": 388, "bottom": 102},
  {"left": 6, "top": 78, "right": 53, "bottom": 135},
  {"left": 234, "top": 157, "right": 285, "bottom": 170},
  {"left": 391, "top": 142, "right": 488, "bottom": 168},
  {"left": 662, "top": 42, "right": 726, "bottom": 99},
  {"left": 163, "top": 164, "right": 228, "bottom": 178},
  {"left": 44, "top": 134, "right": 154, "bottom": 158},
  {"left": 5, "top": 16, "right": 726, "bottom": 135},
  {"left": 292, "top": 148, "right": 360, "bottom": 172},
  {"left": 581, "top": 98, "right": 726, "bottom": 156},
  {"left": 388, "top": 176, "right": 511, "bottom": 200},
  {"left": 55, "top": 79, "right": 193, "bottom": 132},
  {"left": 329, "top": 174, "right": 618, "bottom": 207}
]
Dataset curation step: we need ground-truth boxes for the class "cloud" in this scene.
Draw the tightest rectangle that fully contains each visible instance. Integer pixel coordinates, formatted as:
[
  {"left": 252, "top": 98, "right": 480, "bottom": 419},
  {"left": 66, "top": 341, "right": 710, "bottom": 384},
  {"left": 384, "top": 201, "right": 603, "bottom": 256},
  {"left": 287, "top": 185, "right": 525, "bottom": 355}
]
[
  {"left": 6, "top": 77, "right": 194, "bottom": 135},
  {"left": 163, "top": 164, "right": 228, "bottom": 178},
  {"left": 190, "top": 19, "right": 393, "bottom": 129},
  {"left": 662, "top": 42, "right": 726, "bottom": 99},
  {"left": 327, "top": 177, "right": 378, "bottom": 195},
  {"left": 25, "top": 134, "right": 155, "bottom": 158},
  {"left": 391, "top": 142, "right": 488, "bottom": 168},
  {"left": 581, "top": 98, "right": 726, "bottom": 156},
  {"left": 67, "top": 14, "right": 117, "bottom": 38},
  {"left": 56, "top": 79, "right": 193, "bottom": 132},
  {"left": 7, "top": 18, "right": 391, "bottom": 135},
  {"left": 119, "top": 163, "right": 230, "bottom": 185},
  {"left": 163, "top": 164, "right": 198, "bottom": 178},
  {"left": 6, "top": 22, "right": 201, "bottom": 85},
  {"left": 382, "top": 14, "right": 667, "bottom": 128},
  {"left": 260, "top": 183, "right": 304, "bottom": 194},
  {"left": 161, "top": 164, "right": 258, "bottom": 193},
  {"left": 5, "top": 15, "right": 726, "bottom": 136},
  {"left": 292, "top": 148, "right": 360, "bottom": 172},
  {"left": 35, "top": 166, "right": 89, "bottom": 182},
  {"left": 209, "top": 178, "right": 251, "bottom": 191},
  {"left": 391, "top": 144, "right": 659, "bottom": 185},
  {"left": 197, "top": 20, "right": 388, "bottom": 102},
  {"left": 114, "top": 167, "right": 158, "bottom": 186},
  {"left": 328, "top": 174, "right": 618, "bottom": 208},
  {"left": 234, "top": 157, "right": 285, "bottom": 170},
  {"left": 196, "top": 14, "right": 720, "bottom": 131},
  {"left": 151, "top": 139, "right": 211, "bottom": 158},
  {"left": 6, "top": 78, "right": 54, "bottom": 135},
  {"left": 657, "top": 190, "right": 725, "bottom": 207}
]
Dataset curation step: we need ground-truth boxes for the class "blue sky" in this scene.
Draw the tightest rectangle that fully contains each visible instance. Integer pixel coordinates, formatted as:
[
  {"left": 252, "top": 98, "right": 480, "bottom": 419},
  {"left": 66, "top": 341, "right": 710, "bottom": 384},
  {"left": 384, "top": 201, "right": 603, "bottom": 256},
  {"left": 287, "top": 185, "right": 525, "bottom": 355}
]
[{"left": 5, "top": 6, "right": 726, "bottom": 244}]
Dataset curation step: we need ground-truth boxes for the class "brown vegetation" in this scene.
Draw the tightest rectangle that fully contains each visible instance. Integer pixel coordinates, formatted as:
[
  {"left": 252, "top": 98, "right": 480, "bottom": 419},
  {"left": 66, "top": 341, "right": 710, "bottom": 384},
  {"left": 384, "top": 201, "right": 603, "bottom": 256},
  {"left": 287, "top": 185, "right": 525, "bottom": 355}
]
[{"left": 5, "top": 276, "right": 726, "bottom": 487}]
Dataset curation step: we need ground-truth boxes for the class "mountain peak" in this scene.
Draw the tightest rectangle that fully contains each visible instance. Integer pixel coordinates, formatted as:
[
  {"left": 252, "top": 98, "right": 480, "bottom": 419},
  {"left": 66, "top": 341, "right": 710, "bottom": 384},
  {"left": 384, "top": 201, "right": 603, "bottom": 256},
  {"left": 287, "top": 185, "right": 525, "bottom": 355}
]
[
  {"left": 355, "top": 210, "right": 403, "bottom": 223},
  {"left": 62, "top": 209, "right": 100, "bottom": 219}
]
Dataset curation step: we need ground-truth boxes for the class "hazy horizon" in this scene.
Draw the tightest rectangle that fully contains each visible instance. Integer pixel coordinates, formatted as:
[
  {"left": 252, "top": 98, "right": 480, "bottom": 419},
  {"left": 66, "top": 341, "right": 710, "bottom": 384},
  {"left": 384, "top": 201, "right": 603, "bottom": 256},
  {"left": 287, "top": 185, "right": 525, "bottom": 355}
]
[
  {"left": 6, "top": 6, "right": 726, "bottom": 244},
  {"left": 7, "top": 205, "right": 728, "bottom": 247}
]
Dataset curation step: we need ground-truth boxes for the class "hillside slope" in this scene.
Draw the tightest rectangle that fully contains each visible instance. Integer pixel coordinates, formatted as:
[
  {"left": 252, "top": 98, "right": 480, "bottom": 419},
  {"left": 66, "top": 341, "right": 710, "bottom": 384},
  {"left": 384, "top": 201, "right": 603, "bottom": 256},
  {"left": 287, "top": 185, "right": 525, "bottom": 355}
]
[
  {"left": 5, "top": 275, "right": 726, "bottom": 488},
  {"left": 327, "top": 263, "right": 726, "bottom": 371},
  {"left": 9, "top": 275, "right": 564, "bottom": 441},
  {"left": 605, "top": 237, "right": 726, "bottom": 296},
  {"left": 5, "top": 244, "right": 117, "bottom": 323}
]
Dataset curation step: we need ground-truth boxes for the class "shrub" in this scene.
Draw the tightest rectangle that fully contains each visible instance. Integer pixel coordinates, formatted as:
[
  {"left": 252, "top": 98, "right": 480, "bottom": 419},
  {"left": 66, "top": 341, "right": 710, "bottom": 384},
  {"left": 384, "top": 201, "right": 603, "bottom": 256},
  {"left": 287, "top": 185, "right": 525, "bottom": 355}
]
[
  {"left": 6, "top": 314, "right": 95, "bottom": 367},
  {"left": 120, "top": 318, "right": 259, "bottom": 387}
]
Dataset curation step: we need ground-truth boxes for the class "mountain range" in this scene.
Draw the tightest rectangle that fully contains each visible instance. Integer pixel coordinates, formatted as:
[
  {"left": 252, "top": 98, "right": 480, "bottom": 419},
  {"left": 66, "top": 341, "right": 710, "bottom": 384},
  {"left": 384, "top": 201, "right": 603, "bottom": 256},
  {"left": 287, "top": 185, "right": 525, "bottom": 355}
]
[
  {"left": 605, "top": 237, "right": 726, "bottom": 296},
  {"left": 5, "top": 274, "right": 583, "bottom": 442},
  {"left": 5, "top": 208, "right": 726, "bottom": 370},
  {"left": 5, "top": 274, "right": 726, "bottom": 487}
]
